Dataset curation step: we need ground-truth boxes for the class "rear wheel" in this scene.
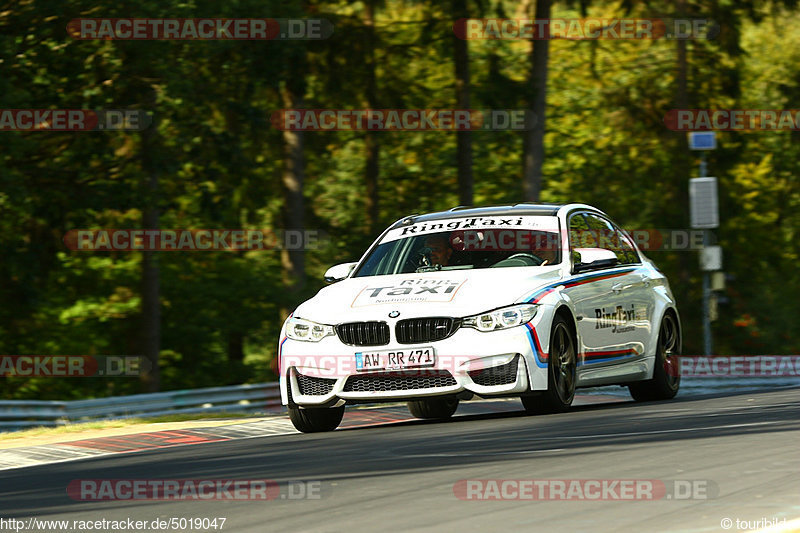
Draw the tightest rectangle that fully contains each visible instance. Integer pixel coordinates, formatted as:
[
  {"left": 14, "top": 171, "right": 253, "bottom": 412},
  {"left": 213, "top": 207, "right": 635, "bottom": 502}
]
[
  {"left": 629, "top": 312, "right": 680, "bottom": 401},
  {"left": 522, "top": 315, "right": 576, "bottom": 415},
  {"left": 288, "top": 405, "right": 345, "bottom": 433},
  {"left": 407, "top": 397, "right": 459, "bottom": 419}
]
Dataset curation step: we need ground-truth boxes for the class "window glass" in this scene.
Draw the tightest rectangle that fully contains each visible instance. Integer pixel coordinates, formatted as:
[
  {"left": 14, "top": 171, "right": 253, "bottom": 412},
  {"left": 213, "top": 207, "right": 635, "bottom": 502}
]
[
  {"left": 570, "top": 212, "right": 636, "bottom": 266},
  {"left": 614, "top": 227, "right": 641, "bottom": 264},
  {"left": 583, "top": 214, "right": 619, "bottom": 252},
  {"left": 568, "top": 213, "right": 591, "bottom": 249}
]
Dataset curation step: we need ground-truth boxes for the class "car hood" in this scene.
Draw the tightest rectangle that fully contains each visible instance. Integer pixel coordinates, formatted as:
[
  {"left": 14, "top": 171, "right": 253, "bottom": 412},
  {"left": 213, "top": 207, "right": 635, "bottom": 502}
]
[{"left": 293, "top": 266, "right": 564, "bottom": 323}]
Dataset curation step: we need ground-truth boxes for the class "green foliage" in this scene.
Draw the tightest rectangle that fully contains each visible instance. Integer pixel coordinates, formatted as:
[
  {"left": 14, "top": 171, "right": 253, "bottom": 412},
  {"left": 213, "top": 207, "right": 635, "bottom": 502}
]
[{"left": 1, "top": 0, "right": 798, "bottom": 400}]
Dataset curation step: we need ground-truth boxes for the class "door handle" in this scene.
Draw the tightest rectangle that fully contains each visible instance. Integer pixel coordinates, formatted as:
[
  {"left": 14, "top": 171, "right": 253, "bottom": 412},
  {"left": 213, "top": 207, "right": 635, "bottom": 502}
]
[{"left": 614, "top": 275, "right": 650, "bottom": 294}]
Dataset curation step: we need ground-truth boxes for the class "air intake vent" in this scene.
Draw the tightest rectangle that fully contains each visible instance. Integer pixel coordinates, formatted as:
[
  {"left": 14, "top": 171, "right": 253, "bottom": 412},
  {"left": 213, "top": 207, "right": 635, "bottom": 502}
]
[
  {"left": 395, "top": 317, "right": 459, "bottom": 344},
  {"left": 469, "top": 355, "right": 520, "bottom": 386},
  {"left": 336, "top": 321, "right": 390, "bottom": 346},
  {"left": 296, "top": 373, "right": 337, "bottom": 396},
  {"left": 343, "top": 371, "right": 457, "bottom": 392}
]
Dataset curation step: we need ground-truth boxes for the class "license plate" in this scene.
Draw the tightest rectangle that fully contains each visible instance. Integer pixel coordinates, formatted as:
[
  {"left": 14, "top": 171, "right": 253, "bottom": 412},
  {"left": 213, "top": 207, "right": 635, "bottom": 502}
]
[{"left": 355, "top": 348, "right": 435, "bottom": 372}]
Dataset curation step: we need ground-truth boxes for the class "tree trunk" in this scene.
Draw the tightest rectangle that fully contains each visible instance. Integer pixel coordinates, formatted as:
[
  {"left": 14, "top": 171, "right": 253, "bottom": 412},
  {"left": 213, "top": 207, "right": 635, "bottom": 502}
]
[
  {"left": 279, "top": 72, "right": 307, "bottom": 320},
  {"left": 364, "top": 0, "right": 380, "bottom": 235},
  {"left": 674, "top": 0, "right": 695, "bottom": 351},
  {"left": 522, "top": 0, "right": 551, "bottom": 202},
  {"left": 228, "top": 331, "right": 244, "bottom": 362},
  {"left": 453, "top": 0, "right": 473, "bottom": 206},
  {"left": 140, "top": 87, "right": 161, "bottom": 393}
]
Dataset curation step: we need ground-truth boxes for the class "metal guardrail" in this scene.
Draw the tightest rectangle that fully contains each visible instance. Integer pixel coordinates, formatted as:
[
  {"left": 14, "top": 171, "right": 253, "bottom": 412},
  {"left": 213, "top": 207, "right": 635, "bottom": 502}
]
[{"left": 0, "top": 382, "right": 282, "bottom": 430}]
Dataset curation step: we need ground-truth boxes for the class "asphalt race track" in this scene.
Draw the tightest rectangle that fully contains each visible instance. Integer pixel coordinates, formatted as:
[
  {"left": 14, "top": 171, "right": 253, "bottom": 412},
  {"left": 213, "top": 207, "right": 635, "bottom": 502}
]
[{"left": 1, "top": 387, "right": 799, "bottom": 533}]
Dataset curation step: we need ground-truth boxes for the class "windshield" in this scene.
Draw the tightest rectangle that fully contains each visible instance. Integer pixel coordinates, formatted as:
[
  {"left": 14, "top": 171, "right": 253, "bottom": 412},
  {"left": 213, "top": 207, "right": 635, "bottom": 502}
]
[{"left": 354, "top": 215, "right": 562, "bottom": 277}]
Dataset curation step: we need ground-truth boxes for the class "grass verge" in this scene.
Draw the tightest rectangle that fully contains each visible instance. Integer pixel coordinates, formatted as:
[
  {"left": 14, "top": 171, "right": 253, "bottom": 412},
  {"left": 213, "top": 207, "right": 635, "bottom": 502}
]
[{"left": 0, "top": 412, "right": 261, "bottom": 441}]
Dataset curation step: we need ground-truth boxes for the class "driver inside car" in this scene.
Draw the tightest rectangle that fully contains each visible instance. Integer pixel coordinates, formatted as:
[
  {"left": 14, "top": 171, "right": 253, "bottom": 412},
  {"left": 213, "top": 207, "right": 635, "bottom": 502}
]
[
  {"left": 534, "top": 244, "right": 558, "bottom": 266},
  {"left": 423, "top": 234, "right": 453, "bottom": 267},
  {"left": 529, "top": 231, "right": 559, "bottom": 266}
]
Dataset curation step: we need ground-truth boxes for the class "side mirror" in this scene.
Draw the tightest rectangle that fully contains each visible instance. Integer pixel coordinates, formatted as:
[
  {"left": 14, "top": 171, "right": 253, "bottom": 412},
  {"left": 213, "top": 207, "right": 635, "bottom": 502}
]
[
  {"left": 572, "top": 248, "right": 619, "bottom": 273},
  {"left": 324, "top": 262, "right": 357, "bottom": 283}
]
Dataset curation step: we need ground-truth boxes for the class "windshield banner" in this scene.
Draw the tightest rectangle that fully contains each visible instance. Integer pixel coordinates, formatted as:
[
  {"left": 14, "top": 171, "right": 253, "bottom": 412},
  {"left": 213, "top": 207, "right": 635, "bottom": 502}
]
[{"left": 381, "top": 216, "right": 559, "bottom": 243}]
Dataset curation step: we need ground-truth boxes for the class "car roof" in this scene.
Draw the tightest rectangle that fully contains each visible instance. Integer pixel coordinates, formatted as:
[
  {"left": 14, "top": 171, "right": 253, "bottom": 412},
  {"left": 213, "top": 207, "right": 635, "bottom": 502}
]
[{"left": 402, "top": 203, "right": 565, "bottom": 225}]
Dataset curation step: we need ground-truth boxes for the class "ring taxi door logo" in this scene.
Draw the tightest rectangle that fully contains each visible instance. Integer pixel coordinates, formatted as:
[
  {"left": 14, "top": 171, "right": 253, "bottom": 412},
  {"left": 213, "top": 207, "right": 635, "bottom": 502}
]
[{"left": 594, "top": 304, "right": 638, "bottom": 333}]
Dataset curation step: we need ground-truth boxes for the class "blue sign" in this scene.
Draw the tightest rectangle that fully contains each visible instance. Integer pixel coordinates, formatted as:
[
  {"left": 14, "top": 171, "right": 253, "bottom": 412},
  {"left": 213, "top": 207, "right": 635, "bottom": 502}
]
[{"left": 688, "top": 131, "right": 717, "bottom": 150}]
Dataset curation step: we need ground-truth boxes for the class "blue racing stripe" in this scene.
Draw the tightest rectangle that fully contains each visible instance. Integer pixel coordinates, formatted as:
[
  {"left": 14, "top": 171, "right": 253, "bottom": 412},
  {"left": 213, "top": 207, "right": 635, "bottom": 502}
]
[
  {"left": 523, "top": 267, "right": 637, "bottom": 304},
  {"left": 525, "top": 324, "right": 548, "bottom": 368}
]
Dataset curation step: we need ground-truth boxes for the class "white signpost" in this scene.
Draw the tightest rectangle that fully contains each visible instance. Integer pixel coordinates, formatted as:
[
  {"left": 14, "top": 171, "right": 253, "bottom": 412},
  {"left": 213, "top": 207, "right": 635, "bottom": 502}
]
[
  {"left": 690, "top": 177, "right": 719, "bottom": 230},
  {"left": 700, "top": 245, "right": 722, "bottom": 271},
  {"left": 688, "top": 132, "right": 718, "bottom": 356}
]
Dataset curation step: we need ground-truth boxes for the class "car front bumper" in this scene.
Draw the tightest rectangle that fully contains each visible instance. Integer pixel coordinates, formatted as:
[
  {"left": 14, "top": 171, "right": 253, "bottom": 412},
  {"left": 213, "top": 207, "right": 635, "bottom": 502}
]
[{"left": 278, "top": 313, "right": 552, "bottom": 407}]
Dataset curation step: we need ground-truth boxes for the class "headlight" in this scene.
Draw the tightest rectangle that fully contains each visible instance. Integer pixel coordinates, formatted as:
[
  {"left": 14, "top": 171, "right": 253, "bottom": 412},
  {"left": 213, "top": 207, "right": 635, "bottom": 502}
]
[
  {"left": 285, "top": 317, "right": 335, "bottom": 342},
  {"left": 462, "top": 304, "right": 538, "bottom": 332}
]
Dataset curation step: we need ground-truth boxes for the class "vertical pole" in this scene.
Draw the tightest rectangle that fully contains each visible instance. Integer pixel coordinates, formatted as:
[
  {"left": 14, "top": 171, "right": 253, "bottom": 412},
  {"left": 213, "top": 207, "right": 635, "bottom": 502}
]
[
  {"left": 141, "top": 87, "right": 160, "bottom": 392},
  {"left": 699, "top": 152, "right": 707, "bottom": 178},
  {"left": 702, "top": 230, "right": 712, "bottom": 356},
  {"left": 699, "top": 152, "right": 712, "bottom": 356}
]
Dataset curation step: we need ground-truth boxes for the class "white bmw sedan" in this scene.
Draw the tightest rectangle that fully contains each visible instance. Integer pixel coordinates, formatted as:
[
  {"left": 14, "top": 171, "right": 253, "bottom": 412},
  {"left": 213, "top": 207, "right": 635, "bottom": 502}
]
[{"left": 278, "top": 204, "right": 681, "bottom": 432}]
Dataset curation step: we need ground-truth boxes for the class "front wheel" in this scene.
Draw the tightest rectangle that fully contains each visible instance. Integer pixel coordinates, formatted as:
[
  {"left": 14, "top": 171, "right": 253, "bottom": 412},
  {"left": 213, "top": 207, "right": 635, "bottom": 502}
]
[
  {"left": 629, "top": 312, "right": 681, "bottom": 401},
  {"left": 288, "top": 405, "right": 345, "bottom": 433},
  {"left": 407, "top": 397, "right": 459, "bottom": 419},
  {"left": 522, "top": 315, "right": 576, "bottom": 415}
]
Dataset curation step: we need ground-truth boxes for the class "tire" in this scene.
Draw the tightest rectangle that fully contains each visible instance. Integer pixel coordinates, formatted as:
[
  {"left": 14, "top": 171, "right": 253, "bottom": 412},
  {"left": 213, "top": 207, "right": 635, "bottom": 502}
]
[
  {"left": 522, "top": 315, "right": 576, "bottom": 415},
  {"left": 288, "top": 405, "right": 345, "bottom": 433},
  {"left": 629, "top": 312, "right": 681, "bottom": 401},
  {"left": 407, "top": 397, "right": 459, "bottom": 419}
]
